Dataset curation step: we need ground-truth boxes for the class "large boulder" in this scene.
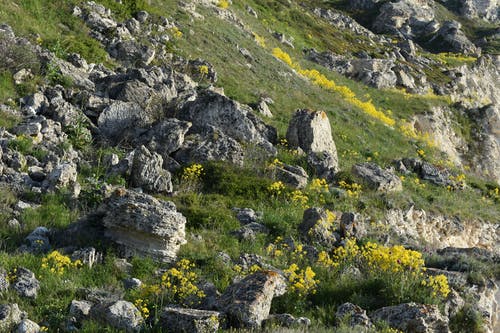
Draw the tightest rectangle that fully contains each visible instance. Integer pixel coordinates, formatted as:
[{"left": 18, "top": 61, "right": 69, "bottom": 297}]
[
  {"left": 286, "top": 109, "right": 338, "bottom": 165},
  {"left": 130, "top": 146, "right": 172, "bottom": 193},
  {"left": 16, "top": 319, "right": 40, "bottom": 333},
  {"left": 335, "top": 303, "right": 372, "bottom": 329},
  {"left": 352, "top": 162, "right": 402, "bottom": 192},
  {"left": 217, "top": 270, "right": 287, "bottom": 328},
  {"left": 98, "top": 188, "right": 186, "bottom": 262},
  {"left": 91, "top": 300, "right": 143, "bottom": 332},
  {"left": 0, "top": 304, "right": 23, "bottom": 332},
  {"left": 274, "top": 163, "right": 308, "bottom": 189},
  {"left": 160, "top": 307, "right": 221, "bottom": 333},
  {"left": 370, "top": 303, "right": 450, "bottom": 333},
  {"left": 394, "top": 158, "right": 453, "bottom": 186}
]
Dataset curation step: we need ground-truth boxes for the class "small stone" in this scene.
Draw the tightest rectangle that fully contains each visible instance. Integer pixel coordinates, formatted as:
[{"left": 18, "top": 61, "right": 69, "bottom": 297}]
[
  {"left": 69, "top": 300, "right": 93, "bottom": 320},
  {"left": 11, "top": 267, "right": 40, "bottom": 299},
  {"left": 71, "top": 247, "right": 102, "bottom": 268},
  {"left": 123, "top": 278, "right": 142, "bottom": 290},
  {"left": 16, "top": 319, "right": 40, "bottom": 333}
]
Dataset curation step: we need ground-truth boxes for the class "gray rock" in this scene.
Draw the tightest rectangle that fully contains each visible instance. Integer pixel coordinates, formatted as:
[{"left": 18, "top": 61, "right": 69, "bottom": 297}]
[
  {"left": 0, "top": 304, "right": 23, "bottom": 332},
  {"left": 11, "top": 268, "right": 40, "bottom": 298},
  {"left": 131, "top": 145, "right": 172, "bottom": 193},
  {"left": 20, "top": 93, "right": 48, "bottom": 116},
  {"left": 256, "top": 99, "right": 272, "bottom": 118},
  {"left": 370, "top": 302, "right": 450, "bottom": 333},
  {"left": 71, "top": 247, "right": 102, "bottom": 268},
  {"left": 98, "top": 188, "right": 186, "bottom": 263},
  {"left": 456, "top": 0, "right": 499, "bottom": 23},
  {"left": 348, "top": 0, "right": 382, "bottom": 10},
  {"left": 123, "top": 278, "right": 142, "bottom": 290},
  {"left": 395, "top": 158, "right": 452, "bottom": 186},
  {"left": 236, "top": 253, "right": 268, "bottom": 272},
  {"left": 44, "top": 162, "right": 80, "bottom": 196},
  {"left": 107, "top": 40, "right": 156, "bottom": 67},
  {"left": 351, "top": 59, "right": 398, "bottom": 89},
  {"left": 69, "top": 300, "right": 93, "bottom": 320},
  {"left": 160, "top": 307, "right": 221, "bottom": 333},
  {"left": 299, "top": 207, "right": 339, "bottom": 249},
  {"left": 135, "top": 11, "right": 149, "bottom": 23},
  {"left": 16, "top": 319, "right": 40, "bottom": 333},
  {"left": 307, "top": 151, "right": 338, "bottom": 181},
  {"left": 352, "top": 162, "right": 402, "bottom": 192},
  {"left": 286, "top": 109, "right": 338, "bottom": 161},
  {"left": 335, "top": 302, "right": 372, "bottom": 328},
  {"left": 92, "top": 300, "right": 143, "bottom": 332},
  {"left": 28, "top": 166, "right": 46, "bottom": 182},
  {"left": 340, "top": 212, "right": 366, "bottom": 239},
  {"left": 233, "top": 208, "right": 262, "bottom": 225},
  {"left": 429, "top": 21, "right": 479, "bottom": 55},
  {"left": 444, "top": 289, "right": 465, "bottom": 318},
  {"left": 0, "top": 268, "right": 9, "bottom": 292},
  {"left": 217, "top": 270, "right": 287, "bottom": 328},
  {"left": 274, "top": 164, "right": 308, "bottom": 189},
  {"left": 263, "top": 313, "right": 311, "bottom": 328},
  {"left": 231, "top": 227, "right": 257, "bottom": 241},
  {"left": 98, "top": 101, "right": 151, "bottom": 143},
  {"left": 22, "top": 226, "right": 50, "bottom": 253}
]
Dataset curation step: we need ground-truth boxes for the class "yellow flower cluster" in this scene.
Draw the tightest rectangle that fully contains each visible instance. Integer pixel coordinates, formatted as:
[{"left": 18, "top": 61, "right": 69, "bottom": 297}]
[
  {"left": 272, "top": 48, "right": 396, "bottom": 127},
  {"left": 338, "top": 180, "right": 362, "bottom": 198},
  {"left": 217, "top": 0, "right": 230, "bottom": 9},
  {"left": 317, "top": 250, "right": 336, "bottom": 268},
  {"left": 417, "top": 149, "right": 426, "bottom": 158},
  {"left": 268, "top": 181, "right": 285, "bottom": 196},
  {"left": 198, "top": 65, "right": 209, "bottom": 76},
  {"left": 413, "top": 178, "right": 426, "bottom": 189},
  {"left": 399, "top": 121, "right": 435, "bottom": 148},
  {"left": 488, "top": 187, "right": 499, "bottom": 199},
  {"left": 182, "top": 164, "right": 204, "bottom": 182},
  {"left": 161, "top": 259, "right": 205, "bottom": 305},
  {"left": 289, "top": 190, "right": 309, "bottom": 208},
  {"left": 266, "top": 236, "right": 286, "bottom": 258},
  {"left": 361, "top": 242, "right": 424, "bottom": 273},
  {"left": 267, "top": 158, "right": 284, "bottom": 169},
  {"left": 252, "top": 32, "right": 266, "bottom": 48},
  {"left": 170, "top": 26, "right": 183, "bottom": 39},
  {"left": 284, "top": 264, "right": 318, "bottom": 296},
  {"left": 41, "top": 250, "right": 82, "bottom": 275},
  {"left": 134, "top": 299, "right": 150, "bottom": 319},
  {"left": 421, "top": 274, "right": 451, "bottom": 298},
  {"left": 309, "top": 178, "right": 329, "bottom": 192}
]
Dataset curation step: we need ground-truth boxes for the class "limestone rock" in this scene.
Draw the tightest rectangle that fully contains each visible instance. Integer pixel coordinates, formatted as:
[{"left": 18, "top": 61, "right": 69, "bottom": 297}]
[
  {"left": 340, "top": 212, "right": 367, "bottom": 239},
  {"left": 92, "top": 300, "right": 143, "bottom": 332},
  {"left": 394, "top": 158, "right": 452, "bottom": 186},
  {"left": 352, "top": 162, "right": 402, "bottom": 192},
  {"left": 263, "top": 313, "right": 311, "bottom": 328},
  {"left": 370, "top": 303, "right": 450, "bottom": 333},
  {"left": 233, "top": 208, "right": 262, "bottom": 225},
  {"left": 97, "top": 101, "right": 151, "bottom": 143},
  {"left": 286, "top": 109, "right": 338, "bottom": 160},
  {"left": 160, "top": 307, "right": 221, "bottom": 333},
  {"left": 98, "top": 188, "right": 186, "bottom": 262},
  {"left": 0, "top": 304, "right": 23, "bottom": 332},
  {"left": 69, "top": 300, "right": 93, "bottom": 320},
  {"left": 16, "top": 319, "right": 40, "bottom": 333},
  {"left": 131, "top": 145, "right": 172, "bottom": 193},
  {"left": 123, "top": 278, "right": 142, "bottom": 290},
  {"left": 71, "top": 247, "right": 103, "bottom": 268},
  {"left": 0, "top": 268, "right": 9, "bottom": 292},
  {"left": 456, "top": 0, "right": 499, "bottom": 23},
  {"left": 21, "top": 226, "right": 50, "bottom": 254},
  {"left": 217, "top": 270, "right": 287, "bottom": 328},
  {"left": 11, "top": 267, "right": 40, "bottom": 299},
  {"left": 335, "top": 303, "right": 373, "bottom": 328},
  {"left": 299, "top": 207, "right": 339, "bottom": 249},
  {"left": 274, "top": 164, "right": 308, "bottom": 189},
  {"left": 307, "top": 151, "right": 338, "bottom": 181},
  {"left": 429, "top": 21, "right": 479, "bottom": 55}
]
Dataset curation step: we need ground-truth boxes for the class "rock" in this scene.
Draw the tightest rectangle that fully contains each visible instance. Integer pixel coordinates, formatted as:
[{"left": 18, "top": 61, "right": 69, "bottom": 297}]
[
  {"left": 217, "top": 270, "right": 287, "bottom": 328},
  {"left": 298, "top": 207, "right": 339, "bottom": 249},
  {"left": 21, "top": 226, "right": 50, "bottom": 253},
  {"left": 71, "top": 247, "right": 102, "bottom": 268},
  {"left": 28, "top": 166, "right": 46, "bottom": 182},
  {"left": 135, "top": 11, "right": 149, "bottom": 23},
  {"left": 123, "top": 278, "right": 142, "bottom": 290},
  {"left": 16, "top": 319, "right": 40, "bottom": 333},
  {"left": 233, "top": 208, "right": 262, "bottom": 225},
  {"left": 335, "top": 302, "right": 373, "bottom": 328},
  {"left": 69, "top": 300, "right": 93, "bottom": 320},
  {"left": 236, "top": 253, "right": 268, "bottom": 272},
  {"left": 0, "top": 304, "right": 23, "bottom": 332},
  {"left": 370, "top": 302, "right": 450, "bottom": 333},
  {"left": 11, "top": 267, "right": 40, "bottom": 299},
  {"left": 307, "top": 151, "right": 338, "bottom": 181},
  {"left": 160, "top": 307, "right": 221, "bottom": 333},
  {"left": 44, "top": 162, "right": 79, "bottom": 193},
  {"left": 92, "top": 300, "right": 143, "bottom": 332},
  {"left": 0, "top": 268, "right": 9, "bottom": 292},
  {"left": 77, "top": 2, "right": 117, "bottom": 33},
  {"left": 352, "top": 162, "right": 402, "bottom": 192},
  {"left": 263, "top": 313, "right": 311, "bottom": 328},
  {"left": 98, "top": 188, "right": 186, "bottom": 262},
  {"left": 107, "top": 40, "right": 156, "bottom": 67},
  {"left": 130, "top": 145, "right": 172, "bottom": 193},
  {"left": 286, "top": 109, "right": 338, "bottom": 160},
  {"left": 429, "top": 21, "right": 479, "bottom": 55},
  {"left": 348, "top": 0, "right": 382, "bottom": 10},
  {"left": 231, "top": 227, "right": 256, "bottom": 241},
  {"left": 456, "top": 0, "right": 499, "bottom": 23},
  {"left": 394, "top": 158, "right": 452, "bottom": 186},
  {"left": 274, "top": 164, "right": 308, "bottom": 189},
  {"left": 20, "top": 93, "right": 48, "bottom": 116},
  {"left": 340, "top": 212, "right": 366, "bottom": 239},
  {"left": 256, "top": 99, "right": 273, "bottom": 118},
  {"left": 444, "top": 289, "right": 465, "bottom": 318},
  {"left": 272, "top": 32, "right": 294, "bottom": 48}
]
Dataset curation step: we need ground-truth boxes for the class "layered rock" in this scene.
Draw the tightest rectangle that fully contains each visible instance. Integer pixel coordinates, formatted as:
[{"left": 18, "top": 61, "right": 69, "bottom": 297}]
[
  {"left": 130, "top": 145, "right": 172, "bottom": 193},
  {"left": 352, "top": 162, "right": 403, "bottom": 192}
]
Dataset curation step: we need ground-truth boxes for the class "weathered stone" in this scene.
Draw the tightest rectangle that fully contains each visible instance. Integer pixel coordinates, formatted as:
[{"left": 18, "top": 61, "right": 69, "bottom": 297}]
[
  {"left": 299, "top": 207, "right": 339, "bottom": 249},
  {"left": 429, "top": 21, "right": 480, "bottom": 55},
  {"left": 69, "top": 300, "right": 93, "bottom": 320},
  {"left": 107, "top": 40, "right": 155, "bottom": 67},
  {"left": 352, "top": 162, "right": 402, "bottom": 192},
  {"left": 0, "top": 304, "right": 23, "bottom": 332},
  {"left": 274, "top": 164, "right": 308, "bottom": 189},
  {"left": 335, "top": 302, "right": 373, "bottom": 328},
  {"left": 11, "top": 267, "right": 40, "bottom": 298},
  {"left": 456, "top": 0, "right": 499, "bottom": 23},
  {"left": 444, "top": 289, "right": 465, "bottom": 318},
  {"left": 160, "top": 307, "right": 221, "bottom": 333},
  {"left": 20, "top": 93, "right": 48, "bottom": 116},
  {"left": 233, "top": 208, "right": 262, "bottom": 225},
  {"left": 131, "top": 145, "right": 172, "bottom": 193},
  {"left": 16, "top": 319, "right": 40, "bottom": 333},
  {"left": 123, "top": 278, "right": 142, "bottom": 290},
  {"left": 307, "top": 151, "right": 338, "bottom": 181},
  {"left": 98, "top": 101, "right": 151, "bottom": 143},
  {"left": 395, "top": 158, "right": 452, "bottom": 186},
  {"left": 263, "top": 313, "right": 311, "bottom": 328},
  {"left": 340, "top": 212, "right": 366, "bottom": 239},
  {"left": 217, "top": 270, "right": 287, "bottom": 328},
  {"left": 71, "top": 247, "right": 102, "bottom": 268},
  {"left": 45, "top": 162, "right": 78, "bottom": 191},
  {"left": 286, "top": 109, "right": 338, "bottom": 159},
  {"left": 21, "top": 226, "right": 50, "bottom": 253},
  {"left": 371, "top": 303, "right": 450, "bottom": 333},
  {"left": 92, "top": 300, "right": 143, "bottom": 332},
  {"left": 0, "top": 268, "right": 9, "bottom": 292},
  {"left": 98, "top": 188, "right": 186, "bottom": 262}
]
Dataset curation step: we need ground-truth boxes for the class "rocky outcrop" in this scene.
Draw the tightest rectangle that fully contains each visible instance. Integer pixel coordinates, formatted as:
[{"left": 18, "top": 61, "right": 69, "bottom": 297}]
[
  {"left": 383, "top": 207, "right": 499, "bottom": 253},
  {"left": 371, "top": 302, "right": 450, "bottom": 333},
  {"left": 160, "top": 307, "right": 221, "bottom": 333},
  {"left": 299, "top": 207, "right": 339, "bottom": 249},
  {"left": 442, "top": 0, "right": 499, "bottom": 23},
  {"left": 97, "top": 188, "right": 187, "bottom": 262},
  {"left": 16, "top": 319, "right": 40, "bottom": 333},
  {"left": 130, "top": 145, "right": 172, "bottom": 193},
  {"left": 11, "top": 268, "right": 40, "bottom": 299},
  {"left": 429, "top": 21, "right": 479, "bottom": 55},
  {"left": 352, "top": 162, "right": 403, "bottom": 192},
  {"left": 274, "top": 163, "right": 308, "bottom": 189},
  {"left": 393, "top": 158, "right": 453, "bottom": 187},
  {"left": 286, "top": 110, "right": 338, "bottom": 164},
  {"left": 217, "top": 270, "right": 287, "bottom": 328}
]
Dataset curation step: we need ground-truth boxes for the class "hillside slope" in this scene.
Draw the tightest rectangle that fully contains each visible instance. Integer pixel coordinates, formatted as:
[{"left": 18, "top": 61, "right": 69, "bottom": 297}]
[{"left": 0, "top": 0, "right": 499, "bottom": 332}]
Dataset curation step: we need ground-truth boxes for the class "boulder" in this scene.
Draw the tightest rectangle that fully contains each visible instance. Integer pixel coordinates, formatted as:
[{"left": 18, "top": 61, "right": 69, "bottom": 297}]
[
  {"left": 130, "top": 145, "right": 172, "bottom": 193},
  {"left": 429, "top": 21, "right": 479, "bottom": 55},
  {"left": 123, "top": 278, "right": 142, "bottom": 290},
  {"left": 97, "top": 101, "right": 151, "bottom": 143},
  {"left": 263, "top": 313, "right": 311, "bottom": 328},
  {"left": 457, "top": 0, "right": 499, "bottom": 23},
  {"left": 298, "top": 207, "right": 339, "bottom": 249},
  {"left": 217, "top": 270, "right": 287, "bottom": 328},
  {"left": 394, "top": 158, "right": 452, "bottom": 186},
  {"left": 351, "top": 59, "right": 398, "bottom": 89},
  {"left": 307, "top": 151, "right": 339, "bottom": 181},
  {"left": 0, "top": 304, "right": 23, "bottom": 332},
  {"left": 286, "top": 109, "right": 338, "bottom": 160},
  {"left": 98, "top": 188, "right": 186, "bottom": 262},
  {"left": 233, "top": 208, "right": 263, "bottom": 225},
  {"left": 335, "top": 302, "right": 372, "bottom": 328},
  {"left": 69, "top": 300, "right": 93, "bottom": 321},
  {"left": 160, "top": 307, "right": 221, "bottom": 333},
  {"left": 352, "top": 162, "right": 402, "bottom": 192},
  {"left": 16, "top": 319, "right": 40, "bottom": 333},
  {"left": 370, "top": 303, "right": 450, "bottom": 333},
  {"left": 274, "top": 164, "right": 308, "bottom": 189},
  {"left": 340, "top": 212, "right": 366, "bottom": 239},
  {"left": 91, "top": 300, "right": 143, "bottom": 332},
  {"left": 44, "top": 162, "right": 80, "bottom": 197},
  {"left": 21, "top": 226, "right": 50, "bottom": 253},
  {"left": 11, "top": 267, "right": 40, "bottom": 299}
]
